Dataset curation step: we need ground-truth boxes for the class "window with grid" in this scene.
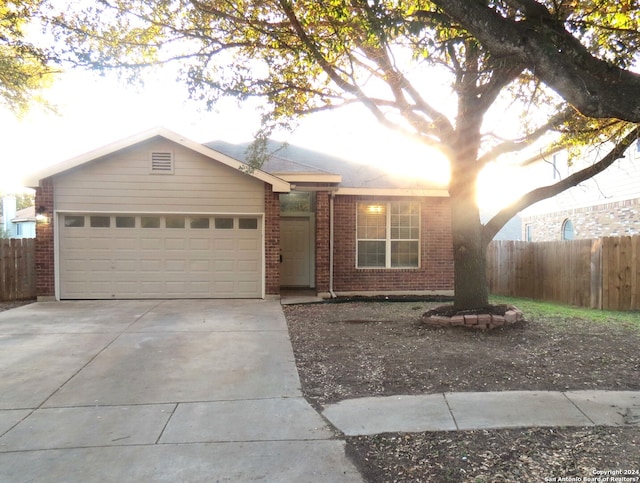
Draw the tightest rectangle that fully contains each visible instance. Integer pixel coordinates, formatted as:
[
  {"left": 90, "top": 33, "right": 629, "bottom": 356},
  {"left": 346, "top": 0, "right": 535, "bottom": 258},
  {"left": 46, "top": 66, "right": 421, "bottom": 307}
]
[{"left": 357, "top": 201, "right": 420, "bottom": 268}]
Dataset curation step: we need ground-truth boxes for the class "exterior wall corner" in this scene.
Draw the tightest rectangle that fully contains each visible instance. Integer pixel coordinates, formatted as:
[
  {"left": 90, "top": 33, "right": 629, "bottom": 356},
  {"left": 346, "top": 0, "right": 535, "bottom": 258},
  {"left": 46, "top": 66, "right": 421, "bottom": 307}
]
[
  {"left": 35, "top": 177, "right": 55, "bottom": 298},
  {"left": 264, "top": 185, "right": 280, "bottom": 296}
]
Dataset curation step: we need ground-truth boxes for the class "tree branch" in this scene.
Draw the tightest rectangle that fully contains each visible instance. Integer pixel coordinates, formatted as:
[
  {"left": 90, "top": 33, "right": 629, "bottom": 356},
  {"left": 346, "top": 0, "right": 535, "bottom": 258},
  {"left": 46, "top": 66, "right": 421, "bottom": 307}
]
[
  {"left": 429, "top": 0, "right": 640, "bottom": 122},
  {"left": 478, "top": 109, "right": 573, "bottom": 165},
  {"left": 482, "top": 125, "right": 640, "bottom": 244}
]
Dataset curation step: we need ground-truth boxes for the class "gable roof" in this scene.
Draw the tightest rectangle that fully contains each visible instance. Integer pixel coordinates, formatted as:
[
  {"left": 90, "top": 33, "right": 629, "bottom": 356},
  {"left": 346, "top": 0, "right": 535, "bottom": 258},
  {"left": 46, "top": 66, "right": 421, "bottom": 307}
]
[
  {"left": 25, "top": 127, "right": 290, "bottom": 193},
  {"left": 207, "top": 140, "right": 342, "bottom": 184},
  {"left": 207, "top": 139, "right": 449, "bottom": 196},
  {"left": 12, "top": 206, "right": 36, "bottom": 223},
  {"left": 0, "top": 206, "right": 35, "bottom": 225}
]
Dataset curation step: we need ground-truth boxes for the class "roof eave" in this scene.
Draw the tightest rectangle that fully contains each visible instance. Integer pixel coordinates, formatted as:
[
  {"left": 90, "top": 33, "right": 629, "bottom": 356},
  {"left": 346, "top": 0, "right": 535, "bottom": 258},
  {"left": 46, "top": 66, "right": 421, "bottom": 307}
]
[
  {"left": 272, "top": 173, "right": 342, "bottom": 183},
  {"left": 336, "top": 187, "right": 449, "bottom": 197},
  {"left": 24, "top": 127, "right": 291, "bottom": 193}
]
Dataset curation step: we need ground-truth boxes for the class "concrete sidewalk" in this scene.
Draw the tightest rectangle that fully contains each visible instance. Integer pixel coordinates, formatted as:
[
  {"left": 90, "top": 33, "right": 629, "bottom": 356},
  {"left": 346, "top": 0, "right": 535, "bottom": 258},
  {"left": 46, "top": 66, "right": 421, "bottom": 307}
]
[
  {"left": 322, "top": 390, "right": 640, "bottom": 436},
  {"left": 0, "top": 300, "right": 363, "bottom": 483}
]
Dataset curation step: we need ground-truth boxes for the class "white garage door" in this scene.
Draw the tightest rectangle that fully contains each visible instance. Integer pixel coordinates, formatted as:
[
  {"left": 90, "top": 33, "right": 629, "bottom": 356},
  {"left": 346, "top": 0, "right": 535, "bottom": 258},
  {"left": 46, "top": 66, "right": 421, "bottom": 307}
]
[{"left": 59, "top": 214, "right": 263, "bottom": 299}]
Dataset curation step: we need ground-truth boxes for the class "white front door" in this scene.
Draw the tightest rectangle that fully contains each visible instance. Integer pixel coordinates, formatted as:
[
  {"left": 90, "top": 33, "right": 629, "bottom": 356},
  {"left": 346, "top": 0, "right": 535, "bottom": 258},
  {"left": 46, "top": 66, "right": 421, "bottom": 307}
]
[{"left": 280, "top": 217, "right": 311, "bottom": 287}]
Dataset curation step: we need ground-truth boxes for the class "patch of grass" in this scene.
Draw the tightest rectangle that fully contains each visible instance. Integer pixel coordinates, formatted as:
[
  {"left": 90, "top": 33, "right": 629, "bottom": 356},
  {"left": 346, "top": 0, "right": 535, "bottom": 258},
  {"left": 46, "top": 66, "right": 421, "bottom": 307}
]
[{"left": 491, "top": 296, "right": 640, "bottom": 328}]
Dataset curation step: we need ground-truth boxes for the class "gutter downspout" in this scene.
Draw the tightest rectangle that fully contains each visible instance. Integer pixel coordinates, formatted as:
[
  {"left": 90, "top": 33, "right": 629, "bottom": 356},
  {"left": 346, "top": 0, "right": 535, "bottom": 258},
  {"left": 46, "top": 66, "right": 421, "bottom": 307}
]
[{"left": 329, "top": 192, "right": 336, "bottom": 298}]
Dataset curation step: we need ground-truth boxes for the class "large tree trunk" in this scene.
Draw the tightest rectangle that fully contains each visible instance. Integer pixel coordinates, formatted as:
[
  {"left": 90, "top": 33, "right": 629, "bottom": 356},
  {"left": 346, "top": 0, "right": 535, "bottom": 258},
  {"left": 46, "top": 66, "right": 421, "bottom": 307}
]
[{"left": 449, "top": 162, "right": 489, "bottom": 311}]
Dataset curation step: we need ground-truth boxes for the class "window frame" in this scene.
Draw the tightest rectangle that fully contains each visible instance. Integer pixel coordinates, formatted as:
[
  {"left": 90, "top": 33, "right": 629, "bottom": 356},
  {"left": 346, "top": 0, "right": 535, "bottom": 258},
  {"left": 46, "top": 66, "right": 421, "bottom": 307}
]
[
  {"left": 356, "top": 201, "right": 421, "bottom": 269},
  {"left": 561, "top": 218, "right": 575, "bottom": 240}
]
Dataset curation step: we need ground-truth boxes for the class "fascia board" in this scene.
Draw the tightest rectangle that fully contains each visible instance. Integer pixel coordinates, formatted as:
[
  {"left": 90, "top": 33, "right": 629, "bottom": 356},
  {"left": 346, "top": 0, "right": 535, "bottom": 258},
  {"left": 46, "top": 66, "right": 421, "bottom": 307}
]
[
  {"left": 24, "top": 127, "right": 291, "bottom": 193},
  {"left": 336, "top": 187, "right": 449, "bottom": 197}
]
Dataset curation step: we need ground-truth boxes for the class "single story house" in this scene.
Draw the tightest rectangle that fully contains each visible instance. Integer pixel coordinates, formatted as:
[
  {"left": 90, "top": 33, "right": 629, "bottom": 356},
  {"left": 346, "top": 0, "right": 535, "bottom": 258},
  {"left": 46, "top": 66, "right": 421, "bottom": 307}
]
[
  {"left": 1, "top": 196, "right": 36, "bottom": 239},
  {"left": 27, "top": 127, "right": 454, "bottom": 301}
]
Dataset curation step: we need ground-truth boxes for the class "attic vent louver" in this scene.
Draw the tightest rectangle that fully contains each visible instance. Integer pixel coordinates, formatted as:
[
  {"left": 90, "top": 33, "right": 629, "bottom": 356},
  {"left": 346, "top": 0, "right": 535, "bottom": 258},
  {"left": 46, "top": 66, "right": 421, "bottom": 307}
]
[{"left": 150, "top": 152, "right": 174, "bottom": 174}]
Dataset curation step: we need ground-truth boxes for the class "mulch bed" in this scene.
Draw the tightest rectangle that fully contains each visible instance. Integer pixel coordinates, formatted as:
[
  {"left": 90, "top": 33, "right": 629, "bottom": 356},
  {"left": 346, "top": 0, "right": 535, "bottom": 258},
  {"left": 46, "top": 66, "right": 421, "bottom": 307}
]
[{"left": 284, "top": 300, "right": 640, "bottom": 482}]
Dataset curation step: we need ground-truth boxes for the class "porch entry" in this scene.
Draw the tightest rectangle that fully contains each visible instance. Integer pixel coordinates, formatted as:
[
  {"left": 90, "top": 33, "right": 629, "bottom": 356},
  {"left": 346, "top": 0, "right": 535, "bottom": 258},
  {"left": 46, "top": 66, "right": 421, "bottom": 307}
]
[{"left": 280, "top": 217, "right": 314, "bottom": 287}]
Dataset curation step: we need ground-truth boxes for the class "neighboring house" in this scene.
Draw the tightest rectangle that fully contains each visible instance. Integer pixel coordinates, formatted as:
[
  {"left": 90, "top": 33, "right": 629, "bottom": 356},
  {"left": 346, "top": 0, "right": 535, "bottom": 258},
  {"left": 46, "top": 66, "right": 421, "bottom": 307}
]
[
  {"left": 1, "top": 196, "right": 36, "bottom": 239},
  {"left": 26, "top": 127, "right": 454, "bottom": 301},
  {"left": 522, "top": 140, "right": 640, "bottom": 241}
]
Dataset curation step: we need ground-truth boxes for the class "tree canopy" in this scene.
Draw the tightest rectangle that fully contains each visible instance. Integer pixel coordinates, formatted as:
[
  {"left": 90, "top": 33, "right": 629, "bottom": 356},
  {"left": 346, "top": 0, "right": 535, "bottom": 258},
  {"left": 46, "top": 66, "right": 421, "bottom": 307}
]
[
  {"left": 42, "top": 0, "right": 640, "bottom": 309},
  {"left": 430, "top": 0, "right": 640, "bottom": 122},
  {"left": 1, "top": 0, "right": 57, "bottom": 115}
]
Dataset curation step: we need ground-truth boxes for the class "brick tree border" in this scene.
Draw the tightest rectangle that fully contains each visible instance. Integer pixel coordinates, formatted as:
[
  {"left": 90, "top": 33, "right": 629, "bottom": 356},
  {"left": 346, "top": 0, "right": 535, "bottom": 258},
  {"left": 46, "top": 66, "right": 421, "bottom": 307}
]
[
  {"left": 422, "top": 305, "right": 525, "bottom": 330},
  {"left": 35, "top": 177, "right": 55, "bottom": 300}
]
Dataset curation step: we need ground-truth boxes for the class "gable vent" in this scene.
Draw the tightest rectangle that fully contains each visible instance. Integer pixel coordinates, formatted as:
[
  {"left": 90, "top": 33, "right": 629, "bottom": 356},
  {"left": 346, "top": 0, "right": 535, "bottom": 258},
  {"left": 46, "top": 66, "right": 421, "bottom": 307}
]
[{"left": 150, "top": 152, "right": 174, "bottom": 174}]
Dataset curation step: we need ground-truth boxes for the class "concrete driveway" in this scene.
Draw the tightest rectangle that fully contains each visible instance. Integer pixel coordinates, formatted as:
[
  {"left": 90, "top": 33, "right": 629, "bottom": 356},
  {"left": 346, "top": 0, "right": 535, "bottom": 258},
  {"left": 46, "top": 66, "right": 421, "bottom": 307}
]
[{"left": 0, "top": 300, "right": 362, "bottom": 482}]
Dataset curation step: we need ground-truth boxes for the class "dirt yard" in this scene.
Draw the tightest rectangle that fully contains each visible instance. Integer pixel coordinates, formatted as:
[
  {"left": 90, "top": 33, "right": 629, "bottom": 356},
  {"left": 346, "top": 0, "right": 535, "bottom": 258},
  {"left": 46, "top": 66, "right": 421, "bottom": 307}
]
[
  {"left": 0, "top": 300, "right": 34, "bottom": 312},
  {"left": 284, "top": 299, "right": 640, "bottom": 482}
]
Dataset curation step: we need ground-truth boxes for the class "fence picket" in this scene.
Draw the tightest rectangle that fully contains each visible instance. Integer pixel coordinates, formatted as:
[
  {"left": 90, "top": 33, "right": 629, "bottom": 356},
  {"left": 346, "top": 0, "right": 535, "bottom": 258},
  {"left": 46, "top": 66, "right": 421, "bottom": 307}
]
[
  {"left": 487, "top": 235, "right": 640, "bottom": 311},
  {"left": 0, "top": 238, "right": 36, "bottom": 301}
]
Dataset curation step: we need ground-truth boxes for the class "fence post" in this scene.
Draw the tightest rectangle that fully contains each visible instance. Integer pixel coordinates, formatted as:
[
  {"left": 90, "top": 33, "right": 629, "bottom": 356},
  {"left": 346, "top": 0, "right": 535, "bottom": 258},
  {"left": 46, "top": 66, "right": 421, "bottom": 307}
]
[{"left": 590, "top": 238, "right": 602, "bottom": 309}]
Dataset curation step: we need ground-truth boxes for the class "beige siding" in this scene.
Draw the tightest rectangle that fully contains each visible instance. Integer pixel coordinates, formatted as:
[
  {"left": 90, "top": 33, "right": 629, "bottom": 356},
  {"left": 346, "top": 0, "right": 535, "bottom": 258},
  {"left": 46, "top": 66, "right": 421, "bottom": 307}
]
[{"left": 54, "top": 139, "right": 265, "bottom": 213}]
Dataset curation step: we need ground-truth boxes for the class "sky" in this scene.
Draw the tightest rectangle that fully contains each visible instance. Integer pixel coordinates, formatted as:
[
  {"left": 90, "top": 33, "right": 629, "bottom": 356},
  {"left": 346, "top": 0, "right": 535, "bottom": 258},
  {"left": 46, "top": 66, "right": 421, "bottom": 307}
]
[{"left": 1, "top": 65, "right": 524, "bottom": 212}]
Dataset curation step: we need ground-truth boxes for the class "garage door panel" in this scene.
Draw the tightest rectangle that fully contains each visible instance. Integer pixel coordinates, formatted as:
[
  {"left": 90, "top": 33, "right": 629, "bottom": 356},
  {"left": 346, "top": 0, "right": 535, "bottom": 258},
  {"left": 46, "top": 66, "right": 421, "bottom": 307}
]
[
  {"left": 213, "top": 281, "right": 234, "bottom": 293},
  {"left": 190, "top": 260, "right": 210, "bottom": 271},
  {"left": 64, "top": 238, "right": 89, "bottom": 249},
  {"left": 113, "top": 259, "right": 137, "bottom": 270},
  {"left": 238, "top": 281, "right": 259, "bottom": 293},
  {"left": 166, "top": 281, "right": 187, "bottom": 293},
  {"left": 88, "top": 237, "right": 113, "bottom": 249},
  {"left": 190, "top": 239, "right": 210, "bottom": 250},
  {"left": 64, "top": 259, "right": 87, "bottom": 272},
  {"left": 190, "top": 282, "right": 211, "bottom": 296},
  {"left": 238, "top": 238, "right": 259, "bottom": 251},
  {"left": 115, "top": 281, "right": 139, "bottom": 293},
  {"left": 214, "top": 260, "right": 234, "bottom": 272},
  {"left": 89, "top": 281, "right": 111, "bottom": 293},
  {"left": 115, "top": 238, "right": 138, "bottom": 249},
  {"left": 166, "top": 260, "right": 186, "bottom": 271},
  {"left": 166, "top": 238, "right": 186, "bottom": 250},
  {"left": 89, "top": 260, "right": 111, "bottom": 271},
  {"left": 215, "top": 239, "right": 235, "bottom": 250},
  {"left": 238, "top": 260, "right": 259, "bottom": 272},
  {"left": 60, "top": 213, "right": 262, "bottom": 299},
  {"left": 140, "top": 238, "right": 162, "bottom": 250}
]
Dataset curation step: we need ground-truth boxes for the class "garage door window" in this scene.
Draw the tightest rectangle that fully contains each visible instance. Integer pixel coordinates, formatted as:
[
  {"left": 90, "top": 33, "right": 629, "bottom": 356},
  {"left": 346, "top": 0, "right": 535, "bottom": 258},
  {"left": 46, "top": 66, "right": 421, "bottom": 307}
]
[
  {"left": 116, "top": 216, "right": 136, "bottom": 228},
  {"left": 215, "top": 218, "right": 234, "bottom": 229},
  {"left": 190, "top": 217, "right": 210, "bottom": 229},
  {"left": 239, "top": 218, "right": 258, "bottom": 230},
  {"left": 64, "top": 215, "right": 85, "bottom": 228},
  {"left": 141, "top": 216, "right": 160, "bottom": 228},
  {"left": 90, "top": 216, "right": 110, "bottom": 228},
  {"left": 166, "top": 216, "right": 185, "bottom": 229}
]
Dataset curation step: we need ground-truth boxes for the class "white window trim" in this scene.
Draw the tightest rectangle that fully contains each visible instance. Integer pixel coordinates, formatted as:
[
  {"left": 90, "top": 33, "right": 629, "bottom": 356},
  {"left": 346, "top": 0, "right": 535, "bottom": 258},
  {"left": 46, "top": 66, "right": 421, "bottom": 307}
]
[{"left": 356, "top": 201, "right": 421, "bottom": 269}]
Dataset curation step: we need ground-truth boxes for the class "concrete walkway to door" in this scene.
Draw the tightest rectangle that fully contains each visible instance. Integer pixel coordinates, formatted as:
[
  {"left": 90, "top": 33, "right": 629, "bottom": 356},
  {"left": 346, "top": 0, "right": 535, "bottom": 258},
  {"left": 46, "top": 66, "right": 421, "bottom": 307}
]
[{"left": 0, "top": 300, "right": 362, "bottom": 483}]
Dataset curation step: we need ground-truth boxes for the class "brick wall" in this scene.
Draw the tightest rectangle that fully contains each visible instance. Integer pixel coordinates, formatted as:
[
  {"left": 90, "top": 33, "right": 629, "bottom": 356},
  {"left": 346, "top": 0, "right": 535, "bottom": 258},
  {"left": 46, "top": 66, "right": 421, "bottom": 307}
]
[
  {"left": 331, "top": 195, "right": 454, "bottom": 293},
  {"left": 264, "top": 185, "right": 280, "bottom": 295},
  {"left": 35, "top": 177, "right": 55, "bottom": 299},
  {"left": 523, "top": 198, "right": 640, "bottom": 241},
  {"left": 315, "top": 191, "right": 330, "bottom": 292}
]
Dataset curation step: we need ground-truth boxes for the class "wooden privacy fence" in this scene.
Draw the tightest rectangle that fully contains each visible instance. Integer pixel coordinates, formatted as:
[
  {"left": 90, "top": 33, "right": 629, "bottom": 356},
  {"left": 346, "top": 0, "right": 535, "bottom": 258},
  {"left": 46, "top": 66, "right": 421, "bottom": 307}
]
[
  {"left": 487, "top": 236, "right": 640, "bottom": 311},
  {"left": 0, "top": 238, "right": 36, "bottom": 301}
]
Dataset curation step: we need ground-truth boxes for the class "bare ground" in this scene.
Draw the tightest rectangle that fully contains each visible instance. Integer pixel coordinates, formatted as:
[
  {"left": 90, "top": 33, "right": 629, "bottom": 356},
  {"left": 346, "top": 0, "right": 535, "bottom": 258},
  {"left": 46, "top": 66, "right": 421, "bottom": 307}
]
[
  {"left": 0, "top": 300, "right": 34, "bottom": 312},
  {"left": 283, "top": 300, "right": 640, "bottom": 482}
]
